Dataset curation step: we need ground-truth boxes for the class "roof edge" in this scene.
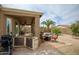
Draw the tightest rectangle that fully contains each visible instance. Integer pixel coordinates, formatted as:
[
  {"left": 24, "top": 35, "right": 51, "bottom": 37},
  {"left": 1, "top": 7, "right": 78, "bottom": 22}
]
[{"left": 1, "top": 6, "right": 43, "bottom": 16}]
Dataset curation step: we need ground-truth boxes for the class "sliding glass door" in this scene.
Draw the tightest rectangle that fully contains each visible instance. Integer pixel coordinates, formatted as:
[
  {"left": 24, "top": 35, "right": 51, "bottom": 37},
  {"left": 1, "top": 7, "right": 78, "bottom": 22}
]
[{"left": 6, "top": 17, "right": 12, "bottom": 34}]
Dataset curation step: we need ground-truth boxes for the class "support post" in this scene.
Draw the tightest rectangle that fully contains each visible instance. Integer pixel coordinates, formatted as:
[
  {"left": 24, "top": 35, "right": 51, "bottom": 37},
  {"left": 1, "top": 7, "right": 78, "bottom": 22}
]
[{"left": 34, "top": 16, "right": 41, "bottom": 46}]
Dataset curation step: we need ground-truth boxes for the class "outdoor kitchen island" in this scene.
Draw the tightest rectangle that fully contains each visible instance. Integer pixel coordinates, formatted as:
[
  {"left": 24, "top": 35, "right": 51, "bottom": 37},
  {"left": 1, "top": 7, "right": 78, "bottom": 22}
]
[{"left": 13, "top": 35, "right": 39, "bottom": 50}]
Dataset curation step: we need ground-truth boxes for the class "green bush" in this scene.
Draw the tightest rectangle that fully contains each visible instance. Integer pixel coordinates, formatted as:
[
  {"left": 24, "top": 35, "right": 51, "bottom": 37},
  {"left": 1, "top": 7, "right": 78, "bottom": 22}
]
[
  {"left": 51, "top": 27, "right": 61, "bottom": 36},
  {"left": 71, "top": 21, "right": 79, "bottom": 36}
]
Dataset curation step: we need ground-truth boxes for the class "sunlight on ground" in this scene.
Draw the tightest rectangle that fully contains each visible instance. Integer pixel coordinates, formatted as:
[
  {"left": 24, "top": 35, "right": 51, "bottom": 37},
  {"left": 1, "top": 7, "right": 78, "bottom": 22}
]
[{"left": 50, "top": 34, "right": 79, "bottom": 55}]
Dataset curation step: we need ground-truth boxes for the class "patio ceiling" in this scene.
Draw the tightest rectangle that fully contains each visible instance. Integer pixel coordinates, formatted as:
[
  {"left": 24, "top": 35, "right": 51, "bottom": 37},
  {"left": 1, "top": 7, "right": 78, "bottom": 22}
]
[
  {"left": 16, "top": 16, "right": 34, "bottom": 25},
  {"left": 7, "top": 15, "right": 35, "bottom": 25}
]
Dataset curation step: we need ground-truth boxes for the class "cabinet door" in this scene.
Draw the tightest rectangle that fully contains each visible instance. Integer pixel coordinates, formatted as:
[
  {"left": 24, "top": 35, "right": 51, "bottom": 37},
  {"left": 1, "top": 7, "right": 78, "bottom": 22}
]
[
  {"left": 26, "top": 38, "right": 32, "bottom": 48},
  {"left": 14, "top": 37, "right": 24, "bottom": 46},
  {"left": 33, "top": 39, "right": 38, "bottom": 49}
]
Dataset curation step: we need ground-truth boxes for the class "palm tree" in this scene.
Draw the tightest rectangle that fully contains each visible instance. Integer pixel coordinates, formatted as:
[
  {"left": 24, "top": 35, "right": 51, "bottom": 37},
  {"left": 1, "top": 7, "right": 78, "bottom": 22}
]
[{"left": 41, "top": 19, "right": 55, "bottom": 32}]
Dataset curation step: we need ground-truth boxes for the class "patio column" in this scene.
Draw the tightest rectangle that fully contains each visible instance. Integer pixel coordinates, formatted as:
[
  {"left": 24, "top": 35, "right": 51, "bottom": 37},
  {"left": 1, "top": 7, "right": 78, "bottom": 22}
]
[
  {"left": 18, "top": 22, "right": 20, "bottom": 34},
  {"left": 0, "top": 14, "right": 6, "bottom": 36},
  {"left": 31, "top": 19, "right": 35, "bottom": 36},
  {"left": 34, "top": 16, "right": 41, "bottom": 45}
]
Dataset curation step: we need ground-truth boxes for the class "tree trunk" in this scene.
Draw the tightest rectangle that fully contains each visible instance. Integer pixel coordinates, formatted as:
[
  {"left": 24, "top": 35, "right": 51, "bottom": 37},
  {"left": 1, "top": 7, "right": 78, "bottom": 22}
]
[{"left": 47, "top": 26, "right": 50, "bottom": 32}]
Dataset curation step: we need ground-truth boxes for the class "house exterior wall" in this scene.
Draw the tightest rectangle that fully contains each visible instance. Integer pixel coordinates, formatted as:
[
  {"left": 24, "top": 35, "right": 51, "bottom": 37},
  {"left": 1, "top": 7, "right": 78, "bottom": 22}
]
[{"left": 0, "top": 14, "right": 6, "bottom": 36}]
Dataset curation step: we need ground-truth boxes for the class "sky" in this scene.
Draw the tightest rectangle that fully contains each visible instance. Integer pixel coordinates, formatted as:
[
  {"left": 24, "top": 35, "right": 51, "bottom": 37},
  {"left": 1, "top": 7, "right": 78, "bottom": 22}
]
[{"left": 2, "top": 4, "right": 79, "bottom": 26}]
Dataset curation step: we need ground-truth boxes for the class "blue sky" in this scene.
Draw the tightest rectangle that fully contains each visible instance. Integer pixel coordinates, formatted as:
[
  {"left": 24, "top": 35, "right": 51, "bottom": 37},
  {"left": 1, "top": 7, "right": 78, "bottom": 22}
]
[{"left": 2, "top": 4, "right": 79, "bottom": 26}]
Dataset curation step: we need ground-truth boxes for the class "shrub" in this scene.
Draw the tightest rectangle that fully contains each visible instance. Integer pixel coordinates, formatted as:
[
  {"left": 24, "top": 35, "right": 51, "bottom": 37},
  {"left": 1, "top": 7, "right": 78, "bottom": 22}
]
[
  {"left": 71, "top": 21, "right": 79, "bottom": 36},
  {"left": 51, "top": 27, "right": 61, "bottom": 36}
]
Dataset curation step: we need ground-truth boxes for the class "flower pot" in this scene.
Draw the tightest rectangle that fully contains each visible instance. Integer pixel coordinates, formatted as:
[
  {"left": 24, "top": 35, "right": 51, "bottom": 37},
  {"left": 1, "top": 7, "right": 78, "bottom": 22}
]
[{"left": 52, "top": 35, "right": 58, "bottom": 41}]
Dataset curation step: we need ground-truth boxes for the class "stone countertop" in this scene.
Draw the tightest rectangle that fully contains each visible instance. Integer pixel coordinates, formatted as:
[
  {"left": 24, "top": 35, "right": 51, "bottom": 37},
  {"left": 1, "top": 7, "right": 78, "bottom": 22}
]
[{"left": 15, "top": 35, "right": 38, "bottom": 40}]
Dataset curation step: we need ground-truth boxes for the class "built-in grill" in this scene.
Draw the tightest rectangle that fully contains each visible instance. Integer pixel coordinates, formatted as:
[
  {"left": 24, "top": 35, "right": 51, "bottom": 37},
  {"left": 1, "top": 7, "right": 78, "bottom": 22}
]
[{"left": 0, "top": 35, "right": 13, "bottom": 55}]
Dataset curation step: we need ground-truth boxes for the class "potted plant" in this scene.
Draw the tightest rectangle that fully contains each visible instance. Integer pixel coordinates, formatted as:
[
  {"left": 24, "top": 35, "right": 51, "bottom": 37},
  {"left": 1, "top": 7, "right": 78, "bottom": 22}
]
[{"left": 51, "top": 27, "right": 61, "bottom": 41}]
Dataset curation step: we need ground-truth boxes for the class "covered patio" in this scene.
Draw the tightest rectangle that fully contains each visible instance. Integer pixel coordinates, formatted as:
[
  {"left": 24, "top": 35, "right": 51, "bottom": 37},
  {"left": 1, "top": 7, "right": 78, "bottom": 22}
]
[{"left": 0, "top": 7, "right": 43, "bottom": 51}]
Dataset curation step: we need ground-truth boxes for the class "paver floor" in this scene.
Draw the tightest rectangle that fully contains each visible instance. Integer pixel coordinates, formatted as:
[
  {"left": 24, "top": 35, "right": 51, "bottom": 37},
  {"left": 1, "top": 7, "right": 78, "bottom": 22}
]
[{"left": 13, "top": 42, "right": 63, "bottom": 55}]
